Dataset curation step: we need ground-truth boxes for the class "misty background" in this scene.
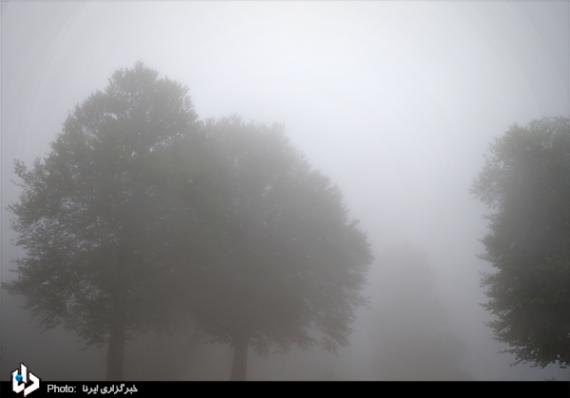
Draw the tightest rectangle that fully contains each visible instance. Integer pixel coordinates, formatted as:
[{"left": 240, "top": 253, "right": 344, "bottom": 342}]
[{"left": 1, "top": 1, "right": 568, "bottom": 380}]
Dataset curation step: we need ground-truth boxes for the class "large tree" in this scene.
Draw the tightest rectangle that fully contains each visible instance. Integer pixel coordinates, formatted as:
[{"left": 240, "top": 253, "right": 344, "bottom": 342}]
[
  {"left": 473, "top": 117, "right": 570, "bottom": 367},
  {"left": 7, "top": 63, "right": 373, "bottom": 382},
  {"left": 6, "top": 63, "right": 201, "bottom": 379},
  {"left": 182, "top": 117, "right": 373, "bottom": 380}
]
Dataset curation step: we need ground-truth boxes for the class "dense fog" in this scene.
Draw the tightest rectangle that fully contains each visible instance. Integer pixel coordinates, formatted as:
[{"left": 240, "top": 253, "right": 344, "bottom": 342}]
[{"left": 1, "top": 2, "right": 568, "bottom": 381}]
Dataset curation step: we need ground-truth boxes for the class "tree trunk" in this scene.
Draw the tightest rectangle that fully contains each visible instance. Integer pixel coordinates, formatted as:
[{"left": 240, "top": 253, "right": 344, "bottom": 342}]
[
  {"left": 230, "top": 335, "right": 249, "bottom": 381},
  {"left": 106, "top": 320, "right": 125, "bottom": 381},
  {"left": 107, "top": 248, "right": 127, "bottom": 381}
]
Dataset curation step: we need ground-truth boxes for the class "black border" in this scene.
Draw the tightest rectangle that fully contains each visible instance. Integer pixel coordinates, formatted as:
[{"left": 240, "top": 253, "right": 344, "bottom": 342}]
[{"left": 1, "top": 381, "right": 569, "bottom": 398}]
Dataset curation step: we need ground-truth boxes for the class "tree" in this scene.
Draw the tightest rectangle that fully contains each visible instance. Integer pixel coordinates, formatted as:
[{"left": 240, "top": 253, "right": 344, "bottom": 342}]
[
  {"left": 6, "top": 63, "right": 200, "bottom": 379},
  {"left": 6, "top": 63, "right": 373, "bottom": 382},
  {"left": 473, "top": 117, "right": 570, "bottom": 367},
  {"left": 182, "top": 117, "right": 373, "bottom": 380},
  {"left": 369, "top": 245, "right": 470, "bottom": 380}
]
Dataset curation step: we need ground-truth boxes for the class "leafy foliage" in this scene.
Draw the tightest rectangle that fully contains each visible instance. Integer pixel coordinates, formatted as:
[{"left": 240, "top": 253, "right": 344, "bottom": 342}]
[
  {"left": 6, "top": 62, "right": 200, "bottom": 347},
  {"left": 473, "top": 117, "right": 570, "bottom": 367},
  {"left": 6, "top": 64, "right": 372, "bottom": 380},
  {"left": 175, "top": 116, "right": 373, "bottom": 354}
]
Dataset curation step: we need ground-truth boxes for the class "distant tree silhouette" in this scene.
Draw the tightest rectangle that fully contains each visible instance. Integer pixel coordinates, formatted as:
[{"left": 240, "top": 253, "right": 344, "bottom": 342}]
[
  {"left": 473, "top": 117, "right": 570, "bottom": 367},
  {"left": 369, "top": 246, "right": 470, "bottom": 380},
  {"left": 6, "top": 63, "right": 200, "bottom": 379},
  {"left": 180, "top": 117, "right": 373, "bottom": 380}
]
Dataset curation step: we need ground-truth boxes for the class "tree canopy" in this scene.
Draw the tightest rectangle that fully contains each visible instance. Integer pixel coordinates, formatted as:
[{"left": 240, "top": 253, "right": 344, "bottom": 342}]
[
  {"left": 6, "top": 63, "right": 201, "bottom": 379},
  {"left": 178, "top": 117, "right": 373, "bottom": 379},
  {"left": 473, "top": 117, "right": 570, "bottom": 367},
  {"left": 6, "top": 63, "right": 372, "bottom": 381}
]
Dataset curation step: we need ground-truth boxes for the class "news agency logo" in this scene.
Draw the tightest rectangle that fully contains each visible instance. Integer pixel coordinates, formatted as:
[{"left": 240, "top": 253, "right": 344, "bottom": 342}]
[{"left": 11, "top": 363, "right": 40, "bottom": 396}]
